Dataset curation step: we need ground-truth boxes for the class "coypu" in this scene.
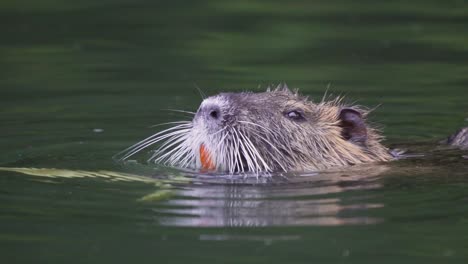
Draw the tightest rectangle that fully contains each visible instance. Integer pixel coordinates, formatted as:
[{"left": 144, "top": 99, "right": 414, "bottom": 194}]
[{"left": 116, "top": 84, "right": 467, "bottom": 174}]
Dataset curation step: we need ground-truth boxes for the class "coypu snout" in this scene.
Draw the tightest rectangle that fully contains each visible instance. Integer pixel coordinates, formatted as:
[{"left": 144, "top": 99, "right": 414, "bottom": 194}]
[
  {"left": 197, "top": 100, "right": 222, "bottom": 121},
  {"left": 193, "top": 96, "right": 229, "bottom": 134}
]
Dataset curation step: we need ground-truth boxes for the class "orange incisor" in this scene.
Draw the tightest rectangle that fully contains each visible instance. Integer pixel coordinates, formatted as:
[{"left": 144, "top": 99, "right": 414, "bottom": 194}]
[{"left": 199, "top": 144, "right": 215, "bottom": 171}]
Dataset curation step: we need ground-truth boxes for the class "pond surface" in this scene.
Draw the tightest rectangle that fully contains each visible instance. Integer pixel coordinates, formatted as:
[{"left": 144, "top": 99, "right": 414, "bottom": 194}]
[{"left": 1, "top": 0, "right": 468, "bottom": 263}]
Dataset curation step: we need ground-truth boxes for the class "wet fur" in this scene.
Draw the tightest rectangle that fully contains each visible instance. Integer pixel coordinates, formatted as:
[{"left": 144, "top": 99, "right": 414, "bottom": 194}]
[{"left": 116, "top": 85, "right": 393, "bottom": 174}]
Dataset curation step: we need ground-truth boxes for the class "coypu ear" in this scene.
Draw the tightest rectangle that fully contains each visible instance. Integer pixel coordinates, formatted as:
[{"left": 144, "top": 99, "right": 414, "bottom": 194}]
[{"left": 339, "top": 108, "right": 368, "bottom": 145}]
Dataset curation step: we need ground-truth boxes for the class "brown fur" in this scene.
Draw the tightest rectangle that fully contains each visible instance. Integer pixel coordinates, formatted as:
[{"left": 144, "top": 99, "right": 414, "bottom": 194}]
[
  {"left": 248, "top": 86, "right": 393, "bottom": 171},
  {"left": 118, "top": 84, "right": 394, "bottom": 173}
]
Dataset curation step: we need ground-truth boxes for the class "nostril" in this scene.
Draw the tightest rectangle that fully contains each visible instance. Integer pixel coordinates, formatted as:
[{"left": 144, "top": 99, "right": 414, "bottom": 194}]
[
  {"left": 199, "top": 103, "right": 222, "bottom": 121},
  {"left": 209, "top": 110, "right": 219, "bottom": 119}
]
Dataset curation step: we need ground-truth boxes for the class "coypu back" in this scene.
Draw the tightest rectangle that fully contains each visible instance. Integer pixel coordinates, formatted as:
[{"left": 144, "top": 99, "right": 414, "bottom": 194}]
[{"left": 118, "top": 85, "right": 393, "bottom": 174}]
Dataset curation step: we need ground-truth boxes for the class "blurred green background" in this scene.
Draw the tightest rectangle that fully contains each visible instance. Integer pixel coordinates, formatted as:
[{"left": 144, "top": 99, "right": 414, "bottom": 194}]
[{"left": 2, "top": 1, "right": 467, "bottom": 159}]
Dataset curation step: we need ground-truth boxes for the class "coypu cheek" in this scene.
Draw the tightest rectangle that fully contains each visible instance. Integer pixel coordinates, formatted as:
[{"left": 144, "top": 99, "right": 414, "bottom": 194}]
[{"left": 339, "top": 108, "right": 368, "bottom": 145}]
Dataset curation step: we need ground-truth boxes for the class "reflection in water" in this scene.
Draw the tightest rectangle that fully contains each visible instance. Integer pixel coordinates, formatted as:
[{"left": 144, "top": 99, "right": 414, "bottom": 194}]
[
  {"left": 199, "top": 234, "right": 301, "bottom": 245},
  {"left": 154, "top": 165, "right": 388, "bottom": 227},
  {"left": 0, "top": 165, "right": 388, "bottom": 227}
]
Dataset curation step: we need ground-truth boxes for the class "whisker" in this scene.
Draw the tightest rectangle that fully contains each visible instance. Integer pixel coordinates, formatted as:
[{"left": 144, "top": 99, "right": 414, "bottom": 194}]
[
  {"left": 149, "top": 121, "right": 192, "bottom": 128},
  {"left": 160, "top": 109, "right": 196, "bottom": 115},
  {"left": 233, "top": 130, "right": 243, "bottom": 173},
  {"left": 240, "top": 122, "right": 289, "bottom": 172},
  {"left": 115, "top": 125, "right": 191, "bottom": 161},
  {"left": 237, "top": 129, "right": 261, "bottom": 173},
  {"left": 238, "top": 134, "right": 254, "bottom": 173},
  {"left": 121, "top": 129, "right": 190, "bottom": 160},
  {"left": 169, "top": 146, "right": 193, "bottom": 167},
  {"left": 153, "top": 142, "right": 188, "bottom": 163},
  {"left": 153, "top": 131, "right": 191, "bottom": 155},
  {"left": 172, "top": 147, "right": 195, "bottom": 168},
  {"left": 165, "top": 142, "right": 194, "bottom": 167},
  {"left": 153, "top": 135, "right": 191, "bottom": 163},
  {"left": 193, "top": 82, "right": 207, "bottom": 100},
  {"left": 215, "top": 131, "right": 229, "bottom": 171},
  {"left": 118, "top": 123, "right": 191, "bottom": 155},
  {"left": 239, "top": 130, "right": 272, "bottom": 173},
  {"left": 212, "top": 127, "right": 226, "bottom": 136},
  {"left": 238, "top": 120, "right": 277, "bottom": 135}
]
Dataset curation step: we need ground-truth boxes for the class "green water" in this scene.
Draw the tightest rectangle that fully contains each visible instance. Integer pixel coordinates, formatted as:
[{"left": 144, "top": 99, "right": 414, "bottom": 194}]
[{"left": 1, "top": 0, "right": 468, "bottom": 263}]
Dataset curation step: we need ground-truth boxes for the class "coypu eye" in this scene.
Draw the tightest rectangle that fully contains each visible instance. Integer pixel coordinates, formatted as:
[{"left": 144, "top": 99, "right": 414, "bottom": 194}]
[{"left": 285, "top": 110, "right": 305, "bottom": 121}]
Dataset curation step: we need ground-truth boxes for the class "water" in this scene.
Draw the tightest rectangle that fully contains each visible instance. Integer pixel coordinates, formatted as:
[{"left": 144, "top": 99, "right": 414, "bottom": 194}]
[{"left": 1, "top": 0, "right": 468, "bottom": 263}]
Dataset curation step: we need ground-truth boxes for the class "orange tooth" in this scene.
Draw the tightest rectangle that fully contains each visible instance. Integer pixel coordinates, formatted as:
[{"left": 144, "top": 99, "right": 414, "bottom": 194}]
[{"left": 200, "top": 144, "right": 215, "bottom": 171}]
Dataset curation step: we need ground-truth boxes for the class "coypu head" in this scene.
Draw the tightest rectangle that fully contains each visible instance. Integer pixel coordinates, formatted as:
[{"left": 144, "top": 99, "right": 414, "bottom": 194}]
[{"left": 118, "top": 84, "right": 392, "bottom": 174}]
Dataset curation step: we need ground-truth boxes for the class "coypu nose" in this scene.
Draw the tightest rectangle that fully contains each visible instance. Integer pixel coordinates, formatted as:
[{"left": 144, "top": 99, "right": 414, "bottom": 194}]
[
  {"left": 201, "top": 105, "right": 222, "bottom": 121},
  {"left": 209, "top": 109, "right": 219, "bottom": 119},
  {"left": 196, "top": 96, "right": 229, "bottom": 127}
]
